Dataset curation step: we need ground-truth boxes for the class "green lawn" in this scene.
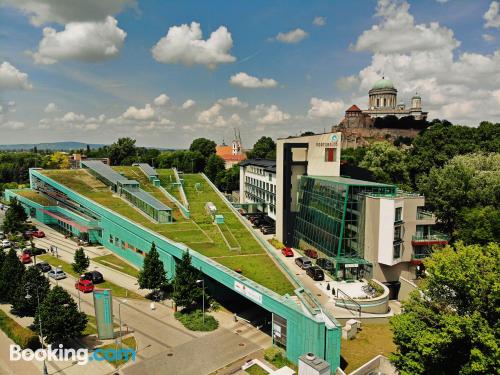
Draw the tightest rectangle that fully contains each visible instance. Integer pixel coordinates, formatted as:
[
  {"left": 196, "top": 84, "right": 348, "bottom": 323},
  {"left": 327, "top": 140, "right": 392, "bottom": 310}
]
[
  {"left": 15, "top": 189, "right": 56, "bottom": 206},
  {"left": 95, "top": 336, "right": 137, "bottom": 367},
  {"left": 340, "top": 324, "right": 396, "bottom": 373},
  {"left": 245, "top": 364, "right": 269, "bottom": 375},
  {"left": 93, "top": 254, "right": 140, "bottom": 278},
  {"left": 41, "top": 169, "right": 295, "bottom": 295},
  {"left": 38, "top": 254, "right": 144, "bottom": 299},
  {"left": 157, "top": 168, "right": 183, "bottom": 202}
]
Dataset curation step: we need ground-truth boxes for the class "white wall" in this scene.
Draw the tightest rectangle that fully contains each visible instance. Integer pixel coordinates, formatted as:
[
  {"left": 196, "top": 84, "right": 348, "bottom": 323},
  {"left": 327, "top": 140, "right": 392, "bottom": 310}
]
[{"left": 377, "top": 198, "right": 395, "bottom": 265}]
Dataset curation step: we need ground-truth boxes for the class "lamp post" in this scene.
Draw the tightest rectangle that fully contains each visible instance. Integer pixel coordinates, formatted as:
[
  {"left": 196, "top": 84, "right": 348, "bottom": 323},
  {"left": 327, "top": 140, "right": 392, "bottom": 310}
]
[
  {"left": 196, "top": 279, "right": 205, "bottom": 326},
  {"left": 26, "top": 286, "right": 48, "bottom": 375}
]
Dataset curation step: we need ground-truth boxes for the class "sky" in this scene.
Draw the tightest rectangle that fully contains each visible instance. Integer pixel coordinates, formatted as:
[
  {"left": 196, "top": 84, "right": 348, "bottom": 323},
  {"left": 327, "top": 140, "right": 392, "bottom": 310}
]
[{"left": 0, "top": 0, "right": 499, "bottom": 148}]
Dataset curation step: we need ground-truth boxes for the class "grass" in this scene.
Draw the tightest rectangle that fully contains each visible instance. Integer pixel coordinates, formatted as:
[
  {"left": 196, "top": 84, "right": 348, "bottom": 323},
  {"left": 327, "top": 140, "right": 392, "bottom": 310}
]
[
  {"left": 93, "top": 254, "right": 140, "bottom": 278},
  {"left": 0, "top": 309, "right": 40, "bottom": 350},
  {"left": 81, "top": 314, "right": 98, "bottom": 336},
  {"left": 37, "top": 254, "right": 144, "bottom": 299},
  {"left": 157, "top": 169, "right": 183, "bottom": 202},
  {"left": 264, "top": 347, "right": 297, "bottom": 371},
  {"left": 95, "top": 335, "right": 137, "bottom": 368},
  {"left": 41, "top": 169, "right": 295, "bottom": 295},
  {"left": 245, "top": 364, "right": 269, "bottom": 375},
  {"left": 340, "top": 323, "right": 396, "bottom": 373},
  {"left": 174, "top": 309, "right": 219, "bottom": 331},
  {"left": 15, "top": 189, "right": 56, "bottom": 206}
]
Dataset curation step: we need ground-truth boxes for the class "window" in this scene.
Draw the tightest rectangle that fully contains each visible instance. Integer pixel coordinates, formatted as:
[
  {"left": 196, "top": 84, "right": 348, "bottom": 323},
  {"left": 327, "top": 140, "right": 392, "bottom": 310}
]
[
  {"left": 393, "top": 243, "right": 401, "bottom": 258},
  {"left": 268, "top": 173, "right": 272, "bottom": 181},
  {"left": 395, "top": 207, "right": 402, "bottom": 222},
  {"left": 394, "top": 226, "right": 402, "bottom": 241},
  {"left": 324, "top": 148, "right": 337, "bottom": 162}
]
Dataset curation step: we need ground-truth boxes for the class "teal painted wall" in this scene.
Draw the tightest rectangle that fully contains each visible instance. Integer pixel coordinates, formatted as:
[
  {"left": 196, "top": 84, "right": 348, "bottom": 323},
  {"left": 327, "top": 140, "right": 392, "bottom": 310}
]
[{"left": 24, "top": 170, "right": 341, "bottom": 370}]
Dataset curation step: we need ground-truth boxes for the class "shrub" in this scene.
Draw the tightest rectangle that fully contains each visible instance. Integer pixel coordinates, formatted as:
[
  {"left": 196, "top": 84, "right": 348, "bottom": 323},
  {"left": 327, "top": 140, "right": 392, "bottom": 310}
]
[
  {"left": 264, "top": 347, "right": 297, "bottom": 370},
  {"left": 368, "top": 279, "right": 384, "bottom": 297},
  {"left": 0, "top": 310, "right": 40, "bottom": 349},
  {"left": 174, "top": 309, "right": 218, "bottom": 331},
  {"left": 269, "top": 238, "right": 285, "bottom": 249}
]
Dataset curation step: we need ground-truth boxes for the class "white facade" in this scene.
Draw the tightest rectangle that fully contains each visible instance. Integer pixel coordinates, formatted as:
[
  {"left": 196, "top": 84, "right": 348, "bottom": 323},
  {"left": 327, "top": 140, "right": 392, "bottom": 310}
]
[{"left": 239, "top": 161, "right": 277, "bottom": 221}]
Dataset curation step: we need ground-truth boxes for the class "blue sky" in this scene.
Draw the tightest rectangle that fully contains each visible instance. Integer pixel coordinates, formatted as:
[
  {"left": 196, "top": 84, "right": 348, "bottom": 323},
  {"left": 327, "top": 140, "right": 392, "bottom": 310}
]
[{"left": 0, "top": 0, "right": 499, "bottom": 148}]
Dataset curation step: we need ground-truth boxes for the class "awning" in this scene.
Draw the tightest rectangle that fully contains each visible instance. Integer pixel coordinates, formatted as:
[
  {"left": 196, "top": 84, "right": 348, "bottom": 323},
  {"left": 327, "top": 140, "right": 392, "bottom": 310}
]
[{"left": 41, "top": 209, "right": 98, "bottom": 233}]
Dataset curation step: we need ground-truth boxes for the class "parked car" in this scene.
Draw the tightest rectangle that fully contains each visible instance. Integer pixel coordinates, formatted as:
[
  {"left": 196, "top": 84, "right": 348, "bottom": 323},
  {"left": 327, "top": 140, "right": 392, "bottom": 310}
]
[
  {"left": 19, "top": 253, "right": 32, "bottom": 264},
  {"left": 295, "top": 256, "right": 313, "bottom": 269},
  {"left": 22, "top": 247, "right": 47, "bottom": 256},
  {"left": 304, "top": 249, "right": 318, "bottom": 259},
  {"left": 261, "top": 226, "right": 276, "bottom": 235},
  {"left": 281, "top": 247, "right": 294, "bottom": 257},
  {"left": 83, "top": 271, "right": 104, "bottom": 284},
  {"left": 306, "top": 266, "right": 325, "bottom": 281},
  {"left": 31, "top": 230, "right": 45, "bottom": 238},
  {"left": 75, "top": 278, "right": 94, "bottom": 293},
  {"left": 2, "top": 239, "right": 11, "bottom": 249},
  {"left": 35, "top": 262, "right": 51, "bottom": 273},
  {"left": 316, "top": 258, "right": 334, "bottom": 272},
  {"left": 48, "top": 268, "right": 66, "bottom": 280}
]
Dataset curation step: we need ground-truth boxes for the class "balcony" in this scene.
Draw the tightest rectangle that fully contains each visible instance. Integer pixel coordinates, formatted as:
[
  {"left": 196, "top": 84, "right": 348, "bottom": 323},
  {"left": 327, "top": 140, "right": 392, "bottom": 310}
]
[
  {"left": 412, "top": 232, "right": 448, "bottom": 246},
  {"left": 416, "top": 209, "right": 434, "bottom": 220},
  {"left": 412, "top": 247, "right": 433, "bottom": 260}
]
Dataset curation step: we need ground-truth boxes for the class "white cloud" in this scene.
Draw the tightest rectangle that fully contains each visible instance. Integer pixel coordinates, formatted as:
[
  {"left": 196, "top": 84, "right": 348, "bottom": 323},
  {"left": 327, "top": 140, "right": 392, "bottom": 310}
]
[
  {"left": 484, "top": 1, "right": 500, "bottom": 28},
  {"left": 493, "top": 89, "right": 500, "bottom": 104},
  {"left": 436, "top": 0, "right": 449, "bottom": 3},
  {"left": 217, "top": 97, "right": 248, "bottom": 108},
  {"left": 1, "top": 121, "right": 25, "bottom": 130},
  {"left": 197, "top": 103, "right": 225, "bottom": 126},
  {"left": 151, "top": 22, "right": 236, "bottom": 69},
  {"left": 336, "top": 75, "right": 359, "bottom": 91},
  {"left": 1, "top": 0, "right": 136, "bottom": 26},
  {"left": 273, "top": 28, "right": 308, "bottom": 44},
  {"left": 123, "top": 104, "right": 155, "bottom": 120},
  {"left": 44, "top": 102, "right": 58, "bottom": 113},
  {"left": 352, "top": 0, "right": 459, "bottom": 54},
  {"left": 0, "top": 62, "right": 32, "bottom": 90},
  {"left": 482, "top": 33, "right": 496, "bottom": 42},
  {"left": 229, "top": 72, "right": 278, "bottom": 88},
  {"left": 39, "top": 112, "right": 105, "bottom": 130},
  {"left": 31, "top": 16, "right": 126, "bottom": 64},
  {"left": 253, "top": 104, "right": 291, "bottom": 125},
  {"left": 153, "top": 93, "right": 170, "bottom": 106},
  {"left": 308, "top": 98, "right": 345, "bottom": 119},
  {"left": 181, "top": 99, "right": 196, "bottom": 109},
  {"left": 345, "top": 0, "right": 500, "bottom": 123},
  {"left": 62, "top": 112, "right": 85, "bottom": 122},
  {"left": 313, "top": 16, "right": 327, "bottom": 26}
]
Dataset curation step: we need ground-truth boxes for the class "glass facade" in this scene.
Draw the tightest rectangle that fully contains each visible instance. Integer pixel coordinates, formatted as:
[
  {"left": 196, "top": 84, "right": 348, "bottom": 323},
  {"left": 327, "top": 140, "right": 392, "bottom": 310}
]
[{"left": 293, "top": 176, "right": 396, "bottom": 276}]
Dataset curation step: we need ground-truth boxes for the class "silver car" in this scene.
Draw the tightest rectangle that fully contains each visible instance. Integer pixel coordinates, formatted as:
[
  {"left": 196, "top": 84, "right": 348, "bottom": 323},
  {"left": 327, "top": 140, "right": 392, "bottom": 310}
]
[
  {"left": 2, "top": 239, "right": 11, "bottom": 248},
  {"left": 48, "top": 268, "right": 66, "bottom": 280}
]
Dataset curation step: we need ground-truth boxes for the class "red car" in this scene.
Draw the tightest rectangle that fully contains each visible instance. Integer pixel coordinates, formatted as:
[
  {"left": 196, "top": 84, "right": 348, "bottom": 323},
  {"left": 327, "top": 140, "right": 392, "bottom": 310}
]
[
  {"left": 281, "top": 247, "right": 294, "bottom": 257},
  {"left": 19, "top": 253, "right": 32, "bottom": 264},
  {"left": 75, "top": 278, "right": 94, "bottom": 293},
  {"left": 32, "top": 230, "right": 45, "bottom": 238},
  {"left": 304, "top": 249, "right": 318, "bottom": 259}
]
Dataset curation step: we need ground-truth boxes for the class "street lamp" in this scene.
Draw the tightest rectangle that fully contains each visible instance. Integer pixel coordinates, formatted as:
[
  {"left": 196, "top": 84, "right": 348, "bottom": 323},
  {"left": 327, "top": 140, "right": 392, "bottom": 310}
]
[
  {"left": 26, "top": 286, "right": 48, "bottom": 375},
  {"left": 196, "top": 279, "right": 205, "bottom": 326}
]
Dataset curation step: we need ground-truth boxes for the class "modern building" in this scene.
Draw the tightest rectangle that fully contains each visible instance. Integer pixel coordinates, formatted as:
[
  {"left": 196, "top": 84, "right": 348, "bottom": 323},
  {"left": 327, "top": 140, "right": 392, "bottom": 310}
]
[
  {"left": 216, "top": 129, "right": 246, "bottom": 169},
  {"left": 239, "top": 159, "right": 277, "bottom": 220},
  {"left": 70, "top": 153, "right": 110, "bottom": 168},
  {"left": 337, "top": 77, "right": 427, "bottom": 129}
]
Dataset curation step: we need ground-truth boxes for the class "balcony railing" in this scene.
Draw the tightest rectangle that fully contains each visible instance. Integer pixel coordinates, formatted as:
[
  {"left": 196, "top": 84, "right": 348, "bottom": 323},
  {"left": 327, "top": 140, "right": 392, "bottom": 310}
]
[
  {"left": 416, "top": 210, "right": 434, "bottom": 220},
  {"left": 412, "top": 248, "right": 433, "bottom": 259},
  {"left": 412, "top": 232, "right": 448, "bottom": 243}
]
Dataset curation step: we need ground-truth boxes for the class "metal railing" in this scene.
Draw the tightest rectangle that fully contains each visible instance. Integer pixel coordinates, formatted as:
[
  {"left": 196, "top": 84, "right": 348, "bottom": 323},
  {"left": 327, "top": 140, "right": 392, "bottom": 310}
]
[
  {"left": 412, "top": 232, "right": 448, "bottom": 242},
  {"left": 336, "top": 288, "right": 361, "bottom": 317},
  {"left": 416, "top": 210, "right": 434, "bottom": 220}
]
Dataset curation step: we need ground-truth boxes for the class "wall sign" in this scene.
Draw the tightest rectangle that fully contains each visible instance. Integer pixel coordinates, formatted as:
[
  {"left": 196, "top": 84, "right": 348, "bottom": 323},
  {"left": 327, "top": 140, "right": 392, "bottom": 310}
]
[
  {"left": 234, "top": 281, "right": 263, "bottom": 304},
  {"left": 93, "top": 289, "right": 114, "bottom": 339}
]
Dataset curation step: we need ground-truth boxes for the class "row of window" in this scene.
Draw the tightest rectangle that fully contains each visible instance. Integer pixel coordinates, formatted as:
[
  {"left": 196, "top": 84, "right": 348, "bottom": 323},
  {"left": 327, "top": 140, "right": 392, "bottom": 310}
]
[
  {"left": 108, "top": 234, "right": 145, "bottom": 257},
  {"left": 246, "top": 166, "right": 274, "bottom": 181},
  {"left": 245, "top": 176, "right": 276, "bottom": 193}
]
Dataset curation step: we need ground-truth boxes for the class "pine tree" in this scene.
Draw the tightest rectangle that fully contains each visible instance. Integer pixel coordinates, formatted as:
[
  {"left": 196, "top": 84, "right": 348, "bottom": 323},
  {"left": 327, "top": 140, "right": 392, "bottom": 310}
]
[
  {"left": 35, "top": 286, "right": 87, "bottom": 344},
  {"left": 138, "top": 243, "right": 168, "bottom": 299},
  {"left": 3, "top": 198, "right": 28, "bottom": 234},
  {"left": 0, "top": 248, "right": 25, "bottom": 303},
  {"left": 11, "top": 266, "right": 50, "bottom": 317},
  {"left": 172, "top": 250, "right": 202, "bottom": 309},
  {"left": 72, "top": 247, "right": 89, "bottom": 275}
]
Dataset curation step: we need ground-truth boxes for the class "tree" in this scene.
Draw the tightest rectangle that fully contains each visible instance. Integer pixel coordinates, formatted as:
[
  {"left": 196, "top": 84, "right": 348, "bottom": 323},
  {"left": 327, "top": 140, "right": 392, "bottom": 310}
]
[
  {"left": 454, "top": 206, "right": 500, "bottom": 245},
  {"left": 0, "top": 249, "right": 25, "bottom": 303},
  {"left": 204, "top": 154, "right": 225, "bottom": 181},
  {"left": 359, "top": 141, "right": 410, "bottom": 188},
  {"left": 390, "top": 242, "right": 500, "bottom": 375},
  {"left": 189, "top": 138, "right": 216, "bottom": 159},
  {"left": 45, "top": 152, "right": 70, "bottom": 169},
  {"left": 3, "top": 198, "right": 28, "bottom": 234},
  {"left": 215, "top": 164, "right": 240, "bottom": 192},
  {"left": 247, "top": 136, "right": 276, "bottom": 159},
  {"left": 72, "top": 248, "right": 89, "bottom": 275},
  {"left": 11, "top": 266, "right": 50, "bottom": 317},
  {"left": 108, "top": 137, "right": 137, "bottom": 165},
  {"left": 157, "top": 150, "right": 206, "bottom": 172},
  {"left": 138, "top": 243, "right": 168, "bottom": 299},
  {"left": 172, "top": 251, "right": 202, "bottom": 309},
  {"left": 35, "top": 286, "right": 87, "bottom": 344},
  {"left": 418, "top": 153, "right": 500, "bottom": 236}
]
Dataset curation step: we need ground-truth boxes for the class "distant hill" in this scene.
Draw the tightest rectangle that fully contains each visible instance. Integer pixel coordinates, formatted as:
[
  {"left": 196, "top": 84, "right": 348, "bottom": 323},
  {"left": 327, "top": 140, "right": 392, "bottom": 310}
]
[{"left": 0, "top": 142, "right": 106, "bottom": 151}]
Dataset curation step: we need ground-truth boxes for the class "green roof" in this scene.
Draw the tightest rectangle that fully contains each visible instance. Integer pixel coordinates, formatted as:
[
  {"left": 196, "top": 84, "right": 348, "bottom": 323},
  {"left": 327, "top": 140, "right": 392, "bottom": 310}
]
[
  {"left": 372, "top": 78, "right": 394, "bottom": 90},
  {"left": 305, "top": 175, "right": 395, "bottom": 188}
]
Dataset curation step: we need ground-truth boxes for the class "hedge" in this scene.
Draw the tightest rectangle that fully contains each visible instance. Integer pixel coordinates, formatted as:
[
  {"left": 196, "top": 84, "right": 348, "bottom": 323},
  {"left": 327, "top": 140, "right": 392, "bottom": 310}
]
[{"left": 0, "top": 309, "right": 40, "bottom": 350}]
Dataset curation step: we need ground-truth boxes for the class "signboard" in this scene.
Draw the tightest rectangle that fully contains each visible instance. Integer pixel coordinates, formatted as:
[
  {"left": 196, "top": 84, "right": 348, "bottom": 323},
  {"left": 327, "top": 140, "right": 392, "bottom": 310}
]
[
  {"left": 93, "top": 289, "right": 114, "bottom": 339},
  {"left": 345, "top": 264, "right": 359, "bottom": 268},
  {"left": 273, "top": 314, "right": 287, "bottom": 348},
  {"left": 234, "top": 281, "right": 263, "bottom": 304}
]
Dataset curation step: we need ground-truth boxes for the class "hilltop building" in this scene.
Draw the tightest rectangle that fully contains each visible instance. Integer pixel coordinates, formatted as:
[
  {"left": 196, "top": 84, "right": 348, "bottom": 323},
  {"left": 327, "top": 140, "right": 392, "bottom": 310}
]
[{"left": 216, "top": 129, "right": 246, "bottom": 168}]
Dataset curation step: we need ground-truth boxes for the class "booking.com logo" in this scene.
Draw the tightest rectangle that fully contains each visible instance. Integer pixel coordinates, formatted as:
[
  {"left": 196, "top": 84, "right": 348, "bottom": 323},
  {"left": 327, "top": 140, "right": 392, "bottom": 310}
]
[{"left": 10, "top": 344, "right": 136, "bottom": 365}]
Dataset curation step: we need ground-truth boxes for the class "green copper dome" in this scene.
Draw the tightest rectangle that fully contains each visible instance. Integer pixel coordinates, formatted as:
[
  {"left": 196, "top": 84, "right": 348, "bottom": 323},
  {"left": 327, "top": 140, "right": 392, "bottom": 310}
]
[{"left": 372, "top": 77, "right": 394, "bottom": 90}]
